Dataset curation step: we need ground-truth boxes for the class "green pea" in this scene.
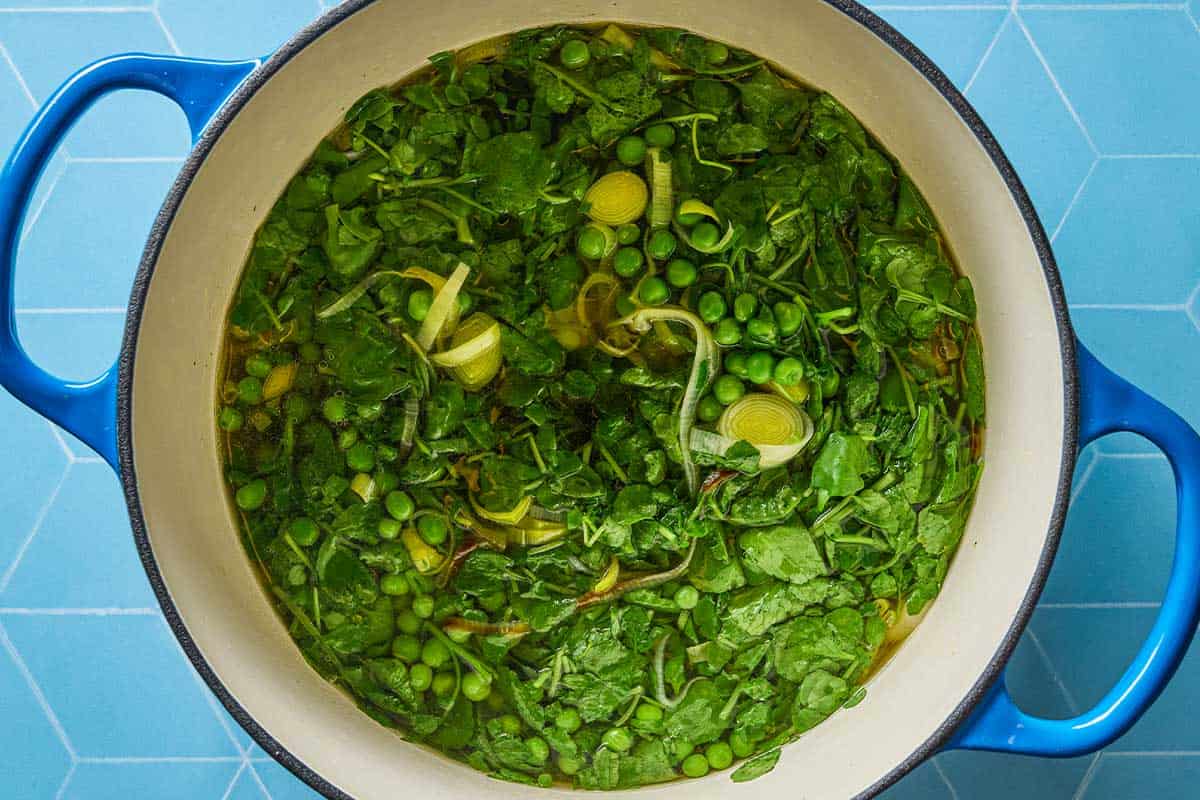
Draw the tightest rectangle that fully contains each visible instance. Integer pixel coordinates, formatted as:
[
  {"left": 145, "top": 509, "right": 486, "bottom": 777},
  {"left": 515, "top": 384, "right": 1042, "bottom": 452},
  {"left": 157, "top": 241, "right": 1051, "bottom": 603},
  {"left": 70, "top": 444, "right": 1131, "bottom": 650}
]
[
  {"left": 498, "top": 714, "right": 523, "bottom": 736},
  {"left": 322, "top": 395, "right": 348, "bottom": 423},
  {"left": 696, "top": 394, "right": 723, "bottom": 423},
  {"left": 635, "top": 703, "right": 663, "bottom": 723},
  {"left": 712, "top": 374, "right": 745, "bottom": 405},
  {"left": 774, "top": 357, "right": 805, "bottom": 386},
  {"left": 613, "top": 247, "right": 644, "bottom": 277},
  {"left": 705, "top": 41, "right": 729, "bottom": 65},
  {"left": 705, "top": 741, "right": 733, "bottom": 770},
  {"left": 675, "top": 203, "right": 704, "bottom": 227},
  {"left": 409, "top": 663, "right": 433, "bottom": 692},
  {"left": 244, "top": 352, "right": 272, "bottom": 379},
  {"left": 616, "top": 223, "right": 641, "bottom": 244},
  {"left": 218, "top": 407, "right": 243, "bottom": 432},
  {"left": 345, "top": 442, "right": 375, "bottom": 473},
  {"left": 237, "top": 376, "right": 263, "bottom": 405},
  {"left": 289, "top": 517, "right": 320, "bottom": 547},
  {"left": 380, "top": 574, "right": 409, "bottom": 596},
  {"left": 338, "top": 428, "right": 358, "bottom": 450},
  {"left": 557, "top": 755, "right": 582, "bottom": 776},
  {"left": 746, "top": 314, "right": 778, "bottom": 346},
  {"left": 615, "top": 293, "right": 637, "bottom": 318},
  {"left": 729, "top": 731, "right": 753, "bottom": 758},
  {"left": 713, "top": 317, "right": 742, "bottom": 346},
  {"left": 665, "top": 258, "right": 697, "bottom": 288},
  {"left": 733, "top": 293, "right": 758, "bottom": 322},
  {"left": 746, "top": 351, "right": 776, "bottom": 385},
  {"left": 697, "top": 291, "right": 726, "bottom": 324},
  {"left": 377, "top": 518, "right": 402, "bottom": 540},
  {"left": 645, "top": 123, "right": 676, "bottom": 148},
  {"left": 602, "top": 727, "right": 634, "bottom": 753},
  {"left": 560, "top": 39, "right": 591, "bottom": 69},
  {"left": 639, "top": 276, "right": 670, "bottom": 306},
  {"left": 555, "top": 708, "right": 582, "bottom": 732},
  {"left": 577, "top": 226, "right": 608, "bottom": 260},
  {"left": 235, "top": 479, "right": 267, "bottom": 511},
  {"left": 526, "top": 737, "right": 550, "bottom": 763},
  {"left": 431, "top": 672, "right": 455, "bottom": 697},
  {"left": 690, "top": 222, "right": 721, "bottom": 251},
  {"left": 396, "top": 609, "right": 422, "bottom": 635},
  {"left": 724, "top": 351, "right": 749, "bottom": 378},
  {"left": 674, "top": 740, "right": 694, "bottom": 760},
  {"left": 773, "top": 301, "right": 804, "bottom": 337},
  {"left": 392, "top": 634, "right": 421, "bottom": 662},
  {"left": 385, "top": 490, "right": 415, "bottom": 522},
  {"left": 616, "top": 135, "right": 647, "bottom": 166},
  {"left": 647, "top": 229, "right": 677, "bottom": 260},
  {"left": 421, "top": 637, "right": 450, "bottom": 669},
  {"left": 822, "top": 369, "right": 840, "bottom": 396},
  {"left": 376, "top": 470, "right": 400, "bottom": 495},
  {"left": 418, "top": 514, "right": 449, "bottom": 546},
  {"left": 537, "top": 773, "right": 554, "bottom": 789},
  {"left": 682, "top": 753, "right": 710, "bottom": 778},
  {"left": 411, "top": 594, "right": 435, "bottom": 619},
  {"left": 674, "top": 585, "right": 700, "bottom": 609},
  {"left": 408, "top": 289, "right": 433, "bottom": 322}
]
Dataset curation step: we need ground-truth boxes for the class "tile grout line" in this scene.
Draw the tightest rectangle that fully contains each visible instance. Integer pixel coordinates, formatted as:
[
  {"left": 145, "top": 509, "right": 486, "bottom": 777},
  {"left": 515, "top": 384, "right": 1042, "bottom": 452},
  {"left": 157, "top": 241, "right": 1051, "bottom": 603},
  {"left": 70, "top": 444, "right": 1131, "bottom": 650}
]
[
  {"left": 1069, "top": 302, "right": 1187, "bottom": 311},
  {"left": 53, "top": 761, "right": 76, "bottom": 800},
  {"left": 1102, "top": 153, "right": 1200, "bottom": 159},
  {"left": 1013, "top": 11, "right": 1101, "bottom": 156},
  {"left": 1068, "top": 450, "right": 1099, "bottom": 505},
  {"left": 46, "top": 421, "right": 74, "bottom": 464},
  {"left": 1022, "top": 1, "right": 1186, "bottom": 8},
  {"left": 0, "top": 463, "right": 71, "bottom": 593},
  {"left": 1025, "top": 627, "right": 1082, "bottom": 715},
  {"left": 931, "top": 755, "right": 961, "bottom": 800},
  {"left": 0, "top": 620, "right": 77, "bottom": 759},
  {"left": 151, "top": 4, "right": 184, "bottom": 57},
  {"left": 1071, "top": 753, "right": 1104, "bottom": 800},
  {"left": 962, "top": 11, "right": 1011, "bottom": 96},
  {"left": 161, "top": 613, "right": 250, "bottom": 756},
  {"left": 1050, "top": 157, "right": 1097, "bottom": 242},
  {"left": 0, "top": 40, "right": 39, "bottom": 108},
  {"left": 248, "top": 762, "right": 276, "bottom": 800},
  {"left": 18, "top": 157, "right": 68, "bottom": 245},
  {"left": 1104, "top": 750, "right": 1200, "bottom": 756},
  {"left": 220, "top": 760, "right": 249, "bottom": 800}
]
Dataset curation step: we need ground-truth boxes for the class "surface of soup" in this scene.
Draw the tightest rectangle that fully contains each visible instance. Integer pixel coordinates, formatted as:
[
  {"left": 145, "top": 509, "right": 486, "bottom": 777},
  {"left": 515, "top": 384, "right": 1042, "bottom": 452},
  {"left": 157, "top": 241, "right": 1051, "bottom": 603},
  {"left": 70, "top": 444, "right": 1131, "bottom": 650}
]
[{"left": 218, "top": 23, "right": 985, "bottom": 789}]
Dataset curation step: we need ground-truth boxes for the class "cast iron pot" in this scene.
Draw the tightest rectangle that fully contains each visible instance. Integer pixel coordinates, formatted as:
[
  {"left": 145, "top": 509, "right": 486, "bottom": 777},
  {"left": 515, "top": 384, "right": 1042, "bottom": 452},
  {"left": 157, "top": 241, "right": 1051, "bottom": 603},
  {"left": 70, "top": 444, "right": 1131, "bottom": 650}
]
[{"left": 2, "top": 1, "right": 1199, "bottom": 798}]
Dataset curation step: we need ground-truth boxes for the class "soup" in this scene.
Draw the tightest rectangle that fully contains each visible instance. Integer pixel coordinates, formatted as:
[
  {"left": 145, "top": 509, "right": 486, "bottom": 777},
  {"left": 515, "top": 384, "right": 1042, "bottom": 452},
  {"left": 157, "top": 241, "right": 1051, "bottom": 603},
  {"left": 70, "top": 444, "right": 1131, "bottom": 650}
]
[{"left": 217, "top": 23, "right": 984, "bottom": 789}]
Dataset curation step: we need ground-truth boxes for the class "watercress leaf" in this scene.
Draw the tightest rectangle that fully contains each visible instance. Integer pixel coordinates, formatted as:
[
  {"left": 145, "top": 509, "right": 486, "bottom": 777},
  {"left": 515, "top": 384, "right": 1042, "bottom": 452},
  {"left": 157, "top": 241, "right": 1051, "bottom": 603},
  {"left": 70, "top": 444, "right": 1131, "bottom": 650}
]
[{"left": 738, "top": 525, "right": 826, "bottom": 584}]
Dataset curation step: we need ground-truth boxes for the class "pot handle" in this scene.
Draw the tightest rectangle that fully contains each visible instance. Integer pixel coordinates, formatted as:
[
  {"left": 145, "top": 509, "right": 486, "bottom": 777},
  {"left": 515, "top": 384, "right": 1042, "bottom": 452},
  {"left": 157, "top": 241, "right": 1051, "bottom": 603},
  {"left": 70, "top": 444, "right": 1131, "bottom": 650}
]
[
  {"left": 950, "top": 340, "right": 1200, "bottom": 756},
  {"left": 0, "top": 54, "right": 257, "bottom": 470}
]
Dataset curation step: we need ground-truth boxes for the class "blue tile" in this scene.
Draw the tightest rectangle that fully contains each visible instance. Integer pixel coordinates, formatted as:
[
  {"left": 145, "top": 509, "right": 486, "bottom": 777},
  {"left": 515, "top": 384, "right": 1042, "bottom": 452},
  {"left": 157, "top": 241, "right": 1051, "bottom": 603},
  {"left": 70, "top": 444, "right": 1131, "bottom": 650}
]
[
  {"left": 2, "top": 614, "right": 241, "bottom": 758},
  {"left": 1, "top": 462, "right": 152, "bottom": 609},
  {"left": 226, "top": 765, "right": 270, "bottom": 800},
  {"left": 0, "top": 12, "right": 190, "bottom": 158},
  {"left": 879, "top": 757, "right": 955, "bottom": 800},
  {"left": 965, "top": 16, "right": 1095, "bottom": 231},
  {"left": 14, "top": 160, "right": 179, "bottom": 309},
  {"left": 63, "top": 761, "right": 240, "bottom": 800},
  {"left": 0, "top": 625, "right": 73, "bottom": 798},
  {"left": 0, "top": 53, "right": 37, "bottom": 163},
  {"left": 251, "top": 759, "right": 324, "bottom": 800},
  {"left": 872, "top": 10, "right": 1009, "bottom": 89},
  {"left": 1042, "top": 453, "right": 1175, "bottom": 604},
  {"left": 1057, "top": 158, "right": 1200, "bottom": 305},
  {"left": 0, "top": 390, "right": 70, "bottom": 591},
  {"left": 157, "top": 0, "right": 320, "bottom": 60},
  {"left": 1030, "top": 607, "right": 1200, "bottom": 750},
  {"left": 1072, "top": 309, "right": 1200, "bottom": 455},
  {"left": 937, "top": 749, "right": 1094, "bottom": 799},
  {"left": 16, "top": 312, "right": 125, "bottom": 384},
  {"left": 1021, "top": 10, "right": 1200, "bottom": 154},
  {"left": 1082, "top": 755, "right": 1200, "bottom": 799},
  {"left": 1005, "top": 608, "right": 1078, "bottom": 718}
]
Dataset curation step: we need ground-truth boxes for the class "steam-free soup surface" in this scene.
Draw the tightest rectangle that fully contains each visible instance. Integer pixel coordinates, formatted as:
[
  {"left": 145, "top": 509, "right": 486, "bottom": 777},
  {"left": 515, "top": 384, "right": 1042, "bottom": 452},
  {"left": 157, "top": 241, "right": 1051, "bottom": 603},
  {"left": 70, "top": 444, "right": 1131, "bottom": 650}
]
[{"left": 218, "top": 23, "right": 985, "bottom": 789}]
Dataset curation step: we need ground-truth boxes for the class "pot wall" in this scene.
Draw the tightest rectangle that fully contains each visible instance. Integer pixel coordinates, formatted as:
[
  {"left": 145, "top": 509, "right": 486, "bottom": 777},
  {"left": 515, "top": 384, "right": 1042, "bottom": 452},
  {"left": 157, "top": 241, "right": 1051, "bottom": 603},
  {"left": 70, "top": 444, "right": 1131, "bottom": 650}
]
[{"left": 127, "top": 1, "right": 1069, "bottom": 797}]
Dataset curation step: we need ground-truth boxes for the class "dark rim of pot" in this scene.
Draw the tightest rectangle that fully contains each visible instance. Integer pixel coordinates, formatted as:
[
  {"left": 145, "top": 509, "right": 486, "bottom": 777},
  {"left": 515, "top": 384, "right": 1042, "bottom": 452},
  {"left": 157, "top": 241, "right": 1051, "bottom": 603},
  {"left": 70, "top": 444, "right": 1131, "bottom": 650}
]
[{"left": 116, "top": 1, "right": 1080, "bottom": 797}]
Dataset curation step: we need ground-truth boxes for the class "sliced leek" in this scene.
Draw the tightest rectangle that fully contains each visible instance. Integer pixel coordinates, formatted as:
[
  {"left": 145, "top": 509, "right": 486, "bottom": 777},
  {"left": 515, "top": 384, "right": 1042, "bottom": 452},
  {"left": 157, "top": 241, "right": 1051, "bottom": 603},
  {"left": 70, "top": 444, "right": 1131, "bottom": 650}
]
[
  {"left": 430, "top": 312, "right": 501, "bottom": 391},
  {"left": 617, "top": 307, "right": 718, "bottom": 494},
  {"left": 470, "top": 493, "right": 532, "bottom": 526},
  {"left": 584, "top": 172, "right": 648, "bottom": 226},
  {"left": 417, "top": 262, "right": 470, "bottom": 351},
  {"left": 645, "top": 147, "right": 673, "bottom": 229},
  {"left": 402, "top": 527, "right": 445, "bottom": 574},
  {"left": 689, "top": 393, "right": 814, "bottom": 469}
]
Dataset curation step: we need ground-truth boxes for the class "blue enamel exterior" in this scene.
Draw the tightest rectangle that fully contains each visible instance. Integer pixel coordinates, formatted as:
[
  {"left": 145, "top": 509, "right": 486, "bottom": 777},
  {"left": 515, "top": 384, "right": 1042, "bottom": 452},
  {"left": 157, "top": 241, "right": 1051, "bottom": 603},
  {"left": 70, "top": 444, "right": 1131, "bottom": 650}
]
[
  {"left": 949, "top": 343, "right": 1200, "bottom": 756},
  {"left": 0, "top": 53, "right": 256, "bottom": 470},
  {"left": 0, "top": 19, "right": 1197, "bottom": 795}
]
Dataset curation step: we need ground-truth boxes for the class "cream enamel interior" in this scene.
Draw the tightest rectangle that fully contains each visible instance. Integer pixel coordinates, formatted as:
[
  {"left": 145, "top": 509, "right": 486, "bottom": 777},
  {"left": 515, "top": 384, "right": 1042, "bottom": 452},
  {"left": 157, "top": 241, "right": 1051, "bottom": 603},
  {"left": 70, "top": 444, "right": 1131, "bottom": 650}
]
[{"left": 128, "top": 1, "right": 1068, "bottom": 798}]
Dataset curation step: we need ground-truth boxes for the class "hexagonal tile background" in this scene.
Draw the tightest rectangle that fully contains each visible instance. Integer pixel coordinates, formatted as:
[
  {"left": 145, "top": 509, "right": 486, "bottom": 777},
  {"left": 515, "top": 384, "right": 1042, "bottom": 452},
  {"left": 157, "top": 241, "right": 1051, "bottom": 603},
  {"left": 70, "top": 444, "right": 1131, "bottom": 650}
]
[{"left": 0, "top": 1, "right": 1198, "bottom": 798}]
